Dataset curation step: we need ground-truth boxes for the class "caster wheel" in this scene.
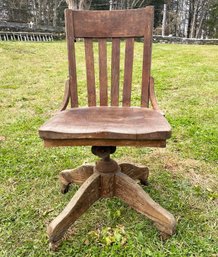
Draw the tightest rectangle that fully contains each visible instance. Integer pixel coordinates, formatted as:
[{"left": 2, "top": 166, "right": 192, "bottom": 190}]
[
  {"left": 140, "top": 179, "right": 149, "bottom": 186},
  {"left": 61, "top": 184, "right": 70, "bottom": 194}
]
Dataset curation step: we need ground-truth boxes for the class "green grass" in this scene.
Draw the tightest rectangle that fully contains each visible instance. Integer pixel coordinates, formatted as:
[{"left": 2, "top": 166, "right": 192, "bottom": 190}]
[{"left": 0, "top": 41, "right": 217, "bottom": 256}]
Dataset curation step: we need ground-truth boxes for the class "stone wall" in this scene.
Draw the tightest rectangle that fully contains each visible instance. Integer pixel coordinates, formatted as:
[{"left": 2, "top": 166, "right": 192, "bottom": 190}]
[
  {"left": 0, "top": 29, "right": 217, "bottom": 45},
  {"left": 152, "top": 35, "right": 218, "bottom": 45}
]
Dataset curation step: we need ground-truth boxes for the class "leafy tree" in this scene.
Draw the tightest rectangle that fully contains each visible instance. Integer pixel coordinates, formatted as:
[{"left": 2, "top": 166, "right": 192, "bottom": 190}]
[{"left": 0, "top": 0, "right": 217, "bottom": 38}]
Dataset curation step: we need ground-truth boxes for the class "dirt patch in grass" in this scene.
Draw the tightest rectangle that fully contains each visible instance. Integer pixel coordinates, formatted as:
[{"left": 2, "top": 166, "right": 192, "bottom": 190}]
[
  {"left": 118, "top": 148, "right": 217, "bottom": 191},
  {"left": 147, "top": 149, "right": 218, "bottom": 190},
  {"left": 0, "top": 136, "right": 6, "bottom": 141}
]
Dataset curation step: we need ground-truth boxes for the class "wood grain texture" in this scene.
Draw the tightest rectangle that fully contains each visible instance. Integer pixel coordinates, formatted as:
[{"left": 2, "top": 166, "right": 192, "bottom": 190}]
[
  {"left": 60, "top": 79, "right": 70, "bottom": 111},
  {"left": 43, "top": 7, "right": 176, "bottom": 250},
  {"left": 119, "top": 163, "right": 149, "bottom": 185},
  {"left": 65, "top": 6, "right": 153, "bottom": 107},
  {"left": 100, "top": 173, "right": 115, "bottom": 197},
  {"left": 44, "top": 139, "right": 166, "bottom": 148},
  {"left": 39, "top": 107, "right": 171, "bottom": 140},
  {"left": 123, "top": 38, "right": 134, "bottom": 107},
  {"left": 141, "top": 7, "right": 154, "bottom": 107},
  {"left": 59, "top": 165, "right": 94, "bottom": 193},
  {"left": 47, "top": 148, "right": 176, "bottom": 248},
  {"left": 72, "top": 8, "right": 153, "bottom": 38},
  {"left": 65, "top": 9, "right": 78, "bottom": 107},
  {"left": 98, "top": 39, "right": 108, "bottom": 106},
  {"left": 63, "top": 7, "right": 155, "bottom": 109},
  {"left": 115, "top": 172, "right": 176, "bottom": 235},
  {"left": 95, "top": 156, "right": 120, "bottom": 197},
  {"left": 149, "top": 76, "right": 164, "bottom": 115},
  {"left": 84, "top": 38, "right": 96, "bottom": 106},
  {"left": 47, "top": 173, "right": 100, "bottom": 244},
  {"left": 111, "top": 38, "right": 120, "bottom": 106}
]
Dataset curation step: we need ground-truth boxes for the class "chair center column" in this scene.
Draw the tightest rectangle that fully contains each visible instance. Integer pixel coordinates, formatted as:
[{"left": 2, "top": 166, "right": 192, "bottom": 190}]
[{"left": 91, "top": 146, "right": 120, "bottom": 197}]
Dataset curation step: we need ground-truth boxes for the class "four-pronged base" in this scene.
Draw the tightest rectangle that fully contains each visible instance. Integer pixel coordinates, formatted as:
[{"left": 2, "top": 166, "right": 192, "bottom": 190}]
[{"left": 48, "top": 146, "right": 176, "bottom": 249}]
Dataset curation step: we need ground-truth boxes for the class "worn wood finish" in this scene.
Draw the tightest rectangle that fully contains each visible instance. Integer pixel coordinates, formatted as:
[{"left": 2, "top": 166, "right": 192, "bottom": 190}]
[
  {"left": 48, "top": 173, "right": 101, "bottom": 244},
  {"left": 41, "top": 7, "right": 177, "bottom": 249},
  {"left": 84, "top": 38, "right": 96, "bottom": 106},
  {"left": 63, "top": 7, "right": 156, "bottom": 109},
  {"left": 65, "top": 9, "right": 78, "bottom": 107},
  {"left": 149, "top": 76, "right": 164, "bottom": 115},
  {"left": 95, "top": 155, "right": 120, "bottom": 197},
  {"left": 100, "top": 173, "right": 115, "bottom": 197},
  {"left": 92, "top": 145, "right": 116, "bottom": 158},
  {"left": 44, "top": 139, "right": 166, "bottom": 148},
  {"left": 123, "top": 38, "right": 134, "bottom": 107},
  {"left": 98, "top": 39, "right": 108, "bottom": 106},
  {"left": 48, "top": 150, "right": 176, "bottom": 249},
  {"left": 64, "top": 7, "right": 155, "bottom": 108},
  {"left": 119, "top": 163, "right": 149, "bottom": 185},
  {"left": 39, "top": 107, "right": 171, "bottom": 141},
  {"left": 59, "top": 165, "right": 94, "bottom": 193},
  {"left": 72, "top": 8, "right": 153, "bottom": 38},
  {"left": 141, "top": 7, "right": 154, "bottom": 107},
  {"left": 111, "top": 38, "right": 120, "bottom": 106},
  {"left": 115, "top": 172, "right": 176, "bottom": 236},
  {"left": 60, "top": 79, "right": 70, "bottom": 111}
]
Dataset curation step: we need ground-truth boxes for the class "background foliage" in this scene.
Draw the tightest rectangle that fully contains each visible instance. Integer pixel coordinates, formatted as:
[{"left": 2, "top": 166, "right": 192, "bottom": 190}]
[{"left": 0, "top": 0, "right": 217, "bottom": 38}]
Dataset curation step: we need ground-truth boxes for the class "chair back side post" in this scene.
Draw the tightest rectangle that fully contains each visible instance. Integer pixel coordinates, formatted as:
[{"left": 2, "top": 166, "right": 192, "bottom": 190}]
[
  {"left": 141, "top": 8, "right": 154, "bottom": 107},
  {"left": 64, "top": 7, "right": 154, "bottom": 108},
  {"left": 65, "top": 9, "right": 78, "bottom": 107}
]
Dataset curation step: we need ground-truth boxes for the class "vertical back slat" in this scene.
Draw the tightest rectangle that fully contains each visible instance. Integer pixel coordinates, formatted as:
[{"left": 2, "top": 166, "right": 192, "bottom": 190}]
[
  {"left": 65, "top": 7, "right": 154, "bottom": 108},
  {"left": 65, "top": 9, "right": 78, "bottom": 107},
  {"left": 98, "top": 39, "right": 108, "bottom": 106},
  {"left": 141, "top": 9, "right": 153, "bottom": 107},
  {"left": 84, "top": 38, "right": 96, "bottom": 106},
  {"left": 111, "top": 38, "right": 120, "bottom": 106},
  {"left": 122, "top": 38, "right": 134, "bottom": 107}
]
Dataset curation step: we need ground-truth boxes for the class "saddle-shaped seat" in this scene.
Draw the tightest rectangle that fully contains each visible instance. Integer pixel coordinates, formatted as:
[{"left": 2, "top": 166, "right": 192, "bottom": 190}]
[{"left": 39, "top": 107, "right": 171, "bottom": 141}]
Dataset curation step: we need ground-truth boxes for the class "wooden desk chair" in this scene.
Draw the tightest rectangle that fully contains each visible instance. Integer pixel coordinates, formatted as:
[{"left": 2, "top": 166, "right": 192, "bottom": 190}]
[{"left": 39, "top": 6, "right": 176, "bottom": 249}]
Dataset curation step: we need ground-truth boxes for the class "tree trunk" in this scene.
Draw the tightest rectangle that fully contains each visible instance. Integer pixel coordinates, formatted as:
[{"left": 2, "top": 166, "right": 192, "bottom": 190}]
[
  {"left": 79, "top": 0, "right": 91, "bottom": 10},
  {"left": 190, "top": 0, "right": 199, "bottom": 38},
  {"left": 196, "top": 4, "right": 207, "bottom": 38},
  {"left": 187, "top": 0, "right": 194, "bottom": 38},
  {"left": 162, "top": 4, "right": 167, "bottom": 37},
  {"left": 66, "top": 0, "right": 78, "bottom": 10},
  {"left": 53, "top": 0, "right": 58, "bottom": 28}
]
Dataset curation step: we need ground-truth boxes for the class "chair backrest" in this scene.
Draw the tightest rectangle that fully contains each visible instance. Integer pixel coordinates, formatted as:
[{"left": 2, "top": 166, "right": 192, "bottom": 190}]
[{"left": 65, "top": 7, "right": 154, "bottom": 108}]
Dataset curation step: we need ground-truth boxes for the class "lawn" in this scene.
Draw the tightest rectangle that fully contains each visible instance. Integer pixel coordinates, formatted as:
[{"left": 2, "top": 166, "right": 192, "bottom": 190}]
[{"left": 0, "top": 41, "right": 217, "bottom": 256}]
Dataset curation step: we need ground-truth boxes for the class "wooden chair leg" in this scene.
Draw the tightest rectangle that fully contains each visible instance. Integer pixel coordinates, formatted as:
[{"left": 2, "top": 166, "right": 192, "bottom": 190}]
[
  {"left": 59, "top": 165, "right": 94, "bottom": 193},
  {"left": 119, "top": 163, "right": 149, "bottom": 185},
  {"left": 115, "top": 172, "right": 176, "bottom": 237},
  {"left": 48, "top": 173, "right": 100, "bottom": 248}
]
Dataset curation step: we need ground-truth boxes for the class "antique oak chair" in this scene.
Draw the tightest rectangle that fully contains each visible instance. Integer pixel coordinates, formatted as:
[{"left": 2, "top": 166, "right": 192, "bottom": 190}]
[{"left": 39, "top": 6, "right": 176, "bottom": 248}]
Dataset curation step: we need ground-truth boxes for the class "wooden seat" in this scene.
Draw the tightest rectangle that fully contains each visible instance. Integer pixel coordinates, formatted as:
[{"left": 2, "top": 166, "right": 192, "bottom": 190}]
[
  {"left": 39, "top": 6, "right": 177, "bottom": 250},
  {"left": 39, "top": 107, "right": 171, "bottom": 141}
]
